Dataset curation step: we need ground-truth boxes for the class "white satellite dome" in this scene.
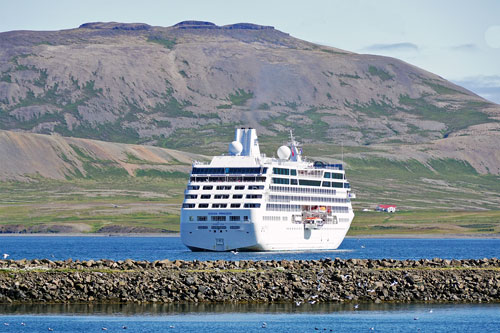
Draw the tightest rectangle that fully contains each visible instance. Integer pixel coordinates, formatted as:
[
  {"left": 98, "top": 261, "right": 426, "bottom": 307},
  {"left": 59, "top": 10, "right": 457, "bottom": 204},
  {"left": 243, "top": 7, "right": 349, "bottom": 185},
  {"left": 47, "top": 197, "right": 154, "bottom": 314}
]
[
  {"left": 229, "top": 140, "right": 243, "bottom": 155},
  {"left": 277, "top": 145, "right": 291, "bottom": 160}
]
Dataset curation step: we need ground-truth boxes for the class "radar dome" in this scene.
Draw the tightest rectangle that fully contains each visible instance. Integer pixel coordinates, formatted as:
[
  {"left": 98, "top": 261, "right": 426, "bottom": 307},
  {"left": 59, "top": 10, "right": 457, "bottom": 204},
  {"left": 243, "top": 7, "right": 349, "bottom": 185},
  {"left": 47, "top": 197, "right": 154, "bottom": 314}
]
[
  {"left": 229, "top": 141, "right": 243, "bottom": 155},
  {"left": 277, "top": 145, "right": 291, "bottom": 160}
]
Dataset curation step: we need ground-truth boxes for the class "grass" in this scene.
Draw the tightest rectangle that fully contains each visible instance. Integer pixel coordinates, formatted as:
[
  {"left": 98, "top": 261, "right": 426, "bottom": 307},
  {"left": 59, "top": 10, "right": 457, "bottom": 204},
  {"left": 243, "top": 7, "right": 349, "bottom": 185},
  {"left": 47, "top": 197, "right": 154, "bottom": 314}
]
[
  {"left": 228, "top": 89, "right": 254, "bottom": 106},
  {"left": 259, "top": 108, "right": 331, "bottom": 144},
  {"left": 348, "top": 99, "right": 395, "bottom": 118},
  {"left": 346, "top": 155, "right": 500, "bottom": 211},
  {"left": 147, "top": 36, "right": 176, "bottom": 49},
  {"left": 398, "top": 95, "right": 492, "bottom": 135},
  {"left": 368, "top": 66, "right": 393, "bottom": 81},
  {"left": 349, "top": 210, "right": 500, "bottom": 236},
  {"left": 423, "top": 81, "right": 464, "bottom": 95},
  {"left": 0, "top": 177, "right": 186, "bottom": 233},
  {"left": 154, "top": 122, "right": 239, "bottom": 153}
]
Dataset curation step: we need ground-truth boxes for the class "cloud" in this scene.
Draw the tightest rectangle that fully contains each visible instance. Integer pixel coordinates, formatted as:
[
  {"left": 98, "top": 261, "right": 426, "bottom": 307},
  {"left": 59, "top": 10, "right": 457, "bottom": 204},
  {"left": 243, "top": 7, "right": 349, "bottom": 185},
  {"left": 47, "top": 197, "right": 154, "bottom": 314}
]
[
  {"left": 451, "top": 43, "right": 478, "bottom": 51},
  {"left": 361, "top": 42, "right": 419, "bottom": 53},
  {"left": 452, "top": 75, "right": 500, "bottom": 104}
]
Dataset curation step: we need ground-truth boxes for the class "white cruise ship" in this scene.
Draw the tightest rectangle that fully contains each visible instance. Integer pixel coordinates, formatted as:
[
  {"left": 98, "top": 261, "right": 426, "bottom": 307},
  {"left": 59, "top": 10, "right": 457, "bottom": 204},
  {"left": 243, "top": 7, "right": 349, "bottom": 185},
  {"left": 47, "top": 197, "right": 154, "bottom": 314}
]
[{"left": 180, "top": 128, "right": 355, "bottom": 251}]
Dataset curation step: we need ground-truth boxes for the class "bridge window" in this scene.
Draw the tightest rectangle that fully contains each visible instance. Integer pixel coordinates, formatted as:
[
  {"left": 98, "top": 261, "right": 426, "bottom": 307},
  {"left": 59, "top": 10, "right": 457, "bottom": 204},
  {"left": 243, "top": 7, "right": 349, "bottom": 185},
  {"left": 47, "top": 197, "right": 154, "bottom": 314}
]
[
  {"left": 272, "top": 178, "right": 290, "bottom": 185},
  {"left": 273, "top": 168, "right": 290, "bottom": 175},
  {"left": 211, "top": 216, "right": 227, "bottom": 221}
]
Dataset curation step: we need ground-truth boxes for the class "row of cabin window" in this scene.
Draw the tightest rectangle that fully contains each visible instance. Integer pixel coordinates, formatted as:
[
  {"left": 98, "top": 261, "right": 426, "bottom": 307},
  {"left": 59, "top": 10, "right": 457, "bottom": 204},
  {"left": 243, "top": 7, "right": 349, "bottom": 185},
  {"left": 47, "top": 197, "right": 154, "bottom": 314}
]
[
  {"left": 185, "top": 194, "right": 263, "bottom": 199},
  {"left": 262, "top": 216, "right": 287, "bottom": 221},
  {"left": 182, "top": 203, "right": 261, "bottom": 209},
  {"left": 191, "top": 167, "right": 267, "bottom": 175},
  {"left": 190, "top": 176, "right": 267, "bottom": 183},
  {"left": 272, "top": 178, "right": 348, "bottom": 188},
  {"left": 265, "top": 204, "right": 302, "bottom": 212},
  {"left": 187, "top": 185, "right": 264, "bottom": 191},
  {"left": 269, "top": 185, "right": 337, "bottom": 195},
  {"left": 195, "top": 215, "right": 249, "bottom": 222},
  {"left": 273, "top": 168, "right": 344, "bottom": 179},
  {"left": 268, "top": 195, "right": 349, "bottom": 203},
  {"left": 265, "top": 204, "right": 349, "bottom": 212}
]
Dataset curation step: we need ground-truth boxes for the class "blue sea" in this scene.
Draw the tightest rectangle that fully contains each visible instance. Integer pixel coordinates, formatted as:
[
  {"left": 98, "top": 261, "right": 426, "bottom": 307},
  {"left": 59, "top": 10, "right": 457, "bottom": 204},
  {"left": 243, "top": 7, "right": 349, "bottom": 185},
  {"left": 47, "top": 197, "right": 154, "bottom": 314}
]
[
  {"left": 1, "top": 237, "right": 499, "bottom": 332},
  {"left": 0, "top": 236, "right": 499, "bottom": 262}
]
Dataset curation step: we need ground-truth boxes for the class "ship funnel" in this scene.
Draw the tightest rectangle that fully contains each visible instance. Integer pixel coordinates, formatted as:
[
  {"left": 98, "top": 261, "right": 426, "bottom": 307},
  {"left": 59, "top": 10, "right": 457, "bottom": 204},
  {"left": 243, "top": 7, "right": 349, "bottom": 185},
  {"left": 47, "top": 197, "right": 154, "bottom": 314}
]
[{"left": 232, "top": 128, "right": 261, "bottom": 158}]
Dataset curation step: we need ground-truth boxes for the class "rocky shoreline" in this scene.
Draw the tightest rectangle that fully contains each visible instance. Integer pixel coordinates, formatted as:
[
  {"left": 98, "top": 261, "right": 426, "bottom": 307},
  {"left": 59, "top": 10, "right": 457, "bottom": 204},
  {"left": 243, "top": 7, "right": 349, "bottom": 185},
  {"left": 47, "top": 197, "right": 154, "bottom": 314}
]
[{"left": 1, "top": 258, "right": 499, "bottom": 304}]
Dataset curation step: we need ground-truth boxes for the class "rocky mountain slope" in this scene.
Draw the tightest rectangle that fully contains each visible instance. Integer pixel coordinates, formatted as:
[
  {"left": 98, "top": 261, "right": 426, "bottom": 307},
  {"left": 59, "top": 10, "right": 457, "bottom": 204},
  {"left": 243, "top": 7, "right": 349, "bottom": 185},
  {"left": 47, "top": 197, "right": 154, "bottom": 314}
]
[
  {"left": 0, "top": 21, "right": 498, "bottom": 161},
  {"left": 0, "top": 129, "right": 201, "bottom": 181}
]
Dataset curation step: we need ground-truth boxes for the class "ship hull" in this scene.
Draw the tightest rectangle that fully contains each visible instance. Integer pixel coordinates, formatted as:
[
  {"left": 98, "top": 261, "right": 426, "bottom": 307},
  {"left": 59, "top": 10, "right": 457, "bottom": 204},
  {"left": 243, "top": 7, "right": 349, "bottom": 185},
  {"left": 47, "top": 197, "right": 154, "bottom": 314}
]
[{"left": 180, "top": 213, "right": 353, "bottom": 252}]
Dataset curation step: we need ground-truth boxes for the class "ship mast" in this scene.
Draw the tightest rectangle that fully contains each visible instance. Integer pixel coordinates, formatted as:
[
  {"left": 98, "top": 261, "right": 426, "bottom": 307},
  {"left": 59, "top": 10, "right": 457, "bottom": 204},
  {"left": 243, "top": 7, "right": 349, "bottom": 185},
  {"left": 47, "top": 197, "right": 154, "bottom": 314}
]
[{"left": 289, "top": 130, "right": 302, "bottom": 162}]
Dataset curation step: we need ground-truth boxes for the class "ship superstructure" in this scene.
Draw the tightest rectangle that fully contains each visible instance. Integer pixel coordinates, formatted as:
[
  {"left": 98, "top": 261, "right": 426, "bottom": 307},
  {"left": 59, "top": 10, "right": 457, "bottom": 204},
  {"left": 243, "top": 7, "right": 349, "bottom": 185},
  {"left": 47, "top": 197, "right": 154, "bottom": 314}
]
[{"left": 180, "top": 128, "right": 355, "bottom": 251}]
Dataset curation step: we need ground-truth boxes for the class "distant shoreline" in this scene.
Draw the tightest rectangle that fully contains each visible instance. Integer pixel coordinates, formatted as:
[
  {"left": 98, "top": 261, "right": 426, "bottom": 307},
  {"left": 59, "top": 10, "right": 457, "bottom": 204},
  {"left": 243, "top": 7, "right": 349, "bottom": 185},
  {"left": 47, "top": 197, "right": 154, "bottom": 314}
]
[{"left": 0, "top": 232, "right": 499, "bottom": 239}]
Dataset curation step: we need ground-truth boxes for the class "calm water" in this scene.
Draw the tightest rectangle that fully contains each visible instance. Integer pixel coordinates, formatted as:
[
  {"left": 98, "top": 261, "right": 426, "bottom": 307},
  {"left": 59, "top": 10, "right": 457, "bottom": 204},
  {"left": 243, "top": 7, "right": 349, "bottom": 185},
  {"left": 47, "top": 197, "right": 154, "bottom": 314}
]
[
  {"left": 1, "top": 237, "right": 499, "bottom": 331},
  {"left": 1, "top": 303, "right": 499, "bottom": 332},
  {"left": 0, "top": 236, "right": 499, "bottom": 261}
]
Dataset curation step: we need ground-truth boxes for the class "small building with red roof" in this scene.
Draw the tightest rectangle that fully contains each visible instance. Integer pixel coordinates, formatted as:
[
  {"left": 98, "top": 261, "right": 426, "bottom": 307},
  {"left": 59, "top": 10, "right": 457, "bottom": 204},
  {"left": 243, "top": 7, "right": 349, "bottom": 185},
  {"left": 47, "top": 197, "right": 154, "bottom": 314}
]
[{"left": 376, "top": 204, "right": 397, "bottom": 213}]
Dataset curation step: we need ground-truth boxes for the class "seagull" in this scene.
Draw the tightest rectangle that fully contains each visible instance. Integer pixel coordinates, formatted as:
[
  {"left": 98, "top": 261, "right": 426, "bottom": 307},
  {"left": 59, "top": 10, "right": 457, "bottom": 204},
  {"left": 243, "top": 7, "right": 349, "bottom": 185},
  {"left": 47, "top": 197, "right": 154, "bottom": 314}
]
[
  {"left": 4, "top": 323, "right": 9, "bottom": 326},
  {"left": 429, "top": 309, "right": 433, "bottom": 313},
  {"left": 354, "top": 304, "right": 359, "bottom": 309},
  {"left": 122, "top": 326, "right": 128, "bottom": 329},
  {"left": 311, "top": 295, "right": 319, "bottom": 299},
  {"left": 231, "top": 250, "right": 239, "bottom": 255},
  {"left": 21, "top": 322, "right": 26, "bottom": 326},
  {"left": 262, "top": 322, "right": 267, "bottom": 328},
  {"left": 48, "top": 328, "right": 54, "bottom": 332},
  {"left": 367, "top": 289, "right": 375, "bottom": 293},
  {"left": 414, "top": 317, "right": 419, "bottom": 321},
  {"left": 2, "top": 253, "right": 9, "bottom": 259},
  {"left": 102, "top": 328, "right": 108, "bottom": 331},
  {"left": 361, "top": 245, "right": 365, "bottom": 249},
  {"left": 295, "top": 301, "right": 302, "bottom": 306},
  {"left": 169, "top": 325, "right": 175, "bottom": 328},
  {"left": 309, "top": 300, "right": 317, "bottom": 305},
  {"left": 390, "top": 281, "right": 398, "bottom": 287}
]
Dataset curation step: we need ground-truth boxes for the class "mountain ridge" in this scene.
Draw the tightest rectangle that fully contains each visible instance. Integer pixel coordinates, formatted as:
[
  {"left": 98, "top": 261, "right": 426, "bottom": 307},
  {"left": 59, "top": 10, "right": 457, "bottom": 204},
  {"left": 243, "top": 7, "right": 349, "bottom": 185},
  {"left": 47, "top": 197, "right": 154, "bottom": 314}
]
[{"left": 0, "top": 21, "right": 499, "bottom": 173}]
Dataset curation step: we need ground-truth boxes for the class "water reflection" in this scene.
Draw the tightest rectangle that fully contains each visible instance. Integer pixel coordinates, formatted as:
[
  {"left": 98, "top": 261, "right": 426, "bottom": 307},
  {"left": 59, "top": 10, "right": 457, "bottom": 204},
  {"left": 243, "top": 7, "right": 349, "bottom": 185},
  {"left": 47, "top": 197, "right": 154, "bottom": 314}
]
[{"left": 0, "top": 302, "right": 488, "bottom": 316}]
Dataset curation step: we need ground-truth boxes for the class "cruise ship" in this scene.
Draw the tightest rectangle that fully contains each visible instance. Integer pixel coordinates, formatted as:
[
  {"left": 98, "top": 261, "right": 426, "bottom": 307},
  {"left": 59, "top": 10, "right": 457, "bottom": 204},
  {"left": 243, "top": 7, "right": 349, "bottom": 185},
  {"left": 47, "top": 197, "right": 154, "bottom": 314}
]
[{"left": 180, "top": 128, "right": 355, "bottom": 251}]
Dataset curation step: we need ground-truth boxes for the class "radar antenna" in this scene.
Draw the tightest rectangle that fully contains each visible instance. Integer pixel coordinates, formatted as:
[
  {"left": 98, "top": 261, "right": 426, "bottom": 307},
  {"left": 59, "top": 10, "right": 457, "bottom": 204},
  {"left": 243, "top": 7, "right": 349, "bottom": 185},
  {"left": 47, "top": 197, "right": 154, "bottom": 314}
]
[{"left": 289, "top": 130, "right": 302, "bottom": 162}]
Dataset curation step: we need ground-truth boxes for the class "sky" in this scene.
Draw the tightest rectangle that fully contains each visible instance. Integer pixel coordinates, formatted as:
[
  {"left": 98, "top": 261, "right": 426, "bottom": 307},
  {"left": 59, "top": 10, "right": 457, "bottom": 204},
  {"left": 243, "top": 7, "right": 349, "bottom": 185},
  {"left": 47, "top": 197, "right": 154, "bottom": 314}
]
[{"left": 1, "top": 0, "right": 499, "bottom": 103}]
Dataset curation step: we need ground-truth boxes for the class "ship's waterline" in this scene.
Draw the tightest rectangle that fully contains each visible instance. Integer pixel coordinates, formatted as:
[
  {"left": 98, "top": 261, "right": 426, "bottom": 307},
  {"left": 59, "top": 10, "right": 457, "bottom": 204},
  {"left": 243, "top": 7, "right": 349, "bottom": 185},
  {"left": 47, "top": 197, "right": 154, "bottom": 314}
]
[{"left": 180, "top": 128, "right": 354, "bottom": 251}]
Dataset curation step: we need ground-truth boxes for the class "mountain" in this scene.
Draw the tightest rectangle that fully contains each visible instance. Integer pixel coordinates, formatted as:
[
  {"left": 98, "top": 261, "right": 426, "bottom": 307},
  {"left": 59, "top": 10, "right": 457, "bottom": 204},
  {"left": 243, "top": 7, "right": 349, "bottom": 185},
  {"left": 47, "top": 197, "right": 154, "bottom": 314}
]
[
  {"left": 0, "top": 129, "right": 201, "bottom": 181},
  {"left": 0, "top": 21, "right": 498, "bottom": 161}
]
